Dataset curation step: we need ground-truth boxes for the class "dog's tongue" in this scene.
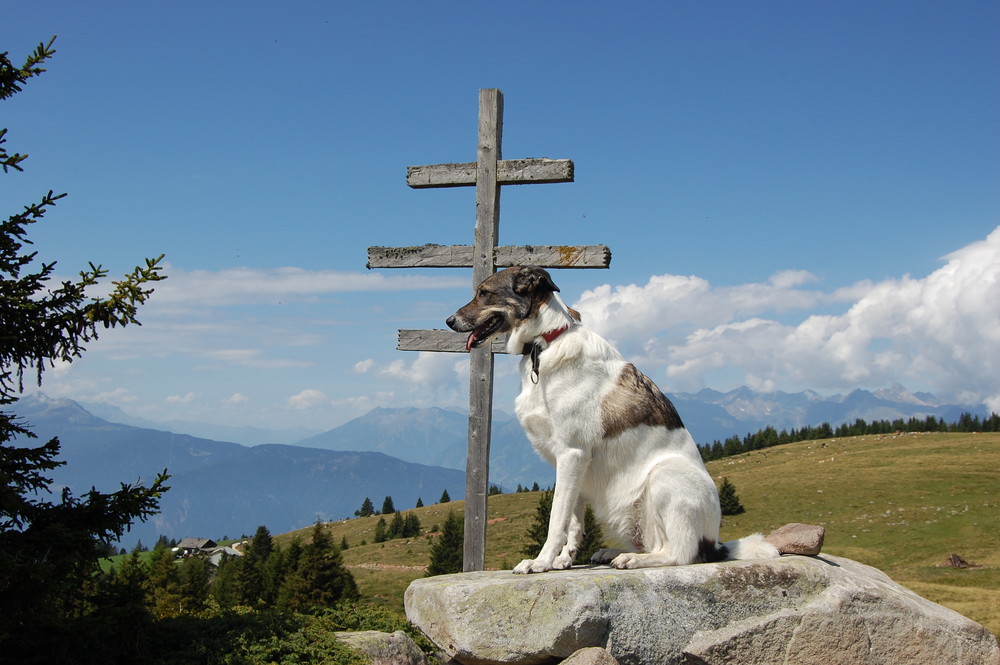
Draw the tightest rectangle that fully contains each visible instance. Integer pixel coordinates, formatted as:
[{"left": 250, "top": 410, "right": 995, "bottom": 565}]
[{"left": 466, "top": 332, "right": 477, "bottom": 352}]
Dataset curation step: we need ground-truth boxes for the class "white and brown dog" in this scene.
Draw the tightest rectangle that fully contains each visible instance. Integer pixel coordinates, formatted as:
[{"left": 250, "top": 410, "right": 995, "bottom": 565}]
[{"left": 447, "top": 266, "right": 779, "bottom": 573}]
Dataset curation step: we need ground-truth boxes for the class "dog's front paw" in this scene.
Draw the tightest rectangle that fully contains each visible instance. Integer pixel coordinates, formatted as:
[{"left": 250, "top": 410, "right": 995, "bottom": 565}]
[
  {"left": 552, "top": 552, "right": 575, "bottom": 570},
  {"left": 513, "top": 558, "right": 554, "bottom": 574}
]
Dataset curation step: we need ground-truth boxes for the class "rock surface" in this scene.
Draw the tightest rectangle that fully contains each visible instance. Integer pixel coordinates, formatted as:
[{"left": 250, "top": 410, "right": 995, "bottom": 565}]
[
  {"left": 404, "top": 555, "right": 999, "bottom": 665},
  {"left": 334, "top": 630, "right": 431, "bottom": 665}
]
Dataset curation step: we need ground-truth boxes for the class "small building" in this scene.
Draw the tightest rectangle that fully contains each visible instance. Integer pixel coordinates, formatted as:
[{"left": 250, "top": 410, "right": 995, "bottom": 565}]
[
  {"left": 207, "top": 546, "right": 242, "bottom": 567},
  {"left": 176, "top": 537, "right": 217, "bottom": 555}
]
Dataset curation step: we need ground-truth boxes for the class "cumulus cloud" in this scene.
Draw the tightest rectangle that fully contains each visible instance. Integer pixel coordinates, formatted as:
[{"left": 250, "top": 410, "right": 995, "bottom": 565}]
[
  {"left": 287, "top": 389, "right": 330, "bottom": 410},
  {"left": 356, "top": 352, "right": 471, "bottom": 406},
  {"left": 575, "top": 269, "right": 858, "bottom": 351},
  {"left": 224, "top": 393, "right": 248, "bottom": 405},
  {"left": 574, "top": 227, "right": 1000, "bottom": 410}
]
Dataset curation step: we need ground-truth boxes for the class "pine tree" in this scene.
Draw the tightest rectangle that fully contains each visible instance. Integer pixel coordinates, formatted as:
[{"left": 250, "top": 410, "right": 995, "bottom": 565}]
[
  {"left": 373, "top": 516, "right": 388, "bottom": 543},
  {"left": 236, "top": 525, "right": 274, "bottom": 606},
  {"left": 577, "top": 504, "right": 607, "bottom": 564},
  {"left": 415, "top": 497, "right": 424, "bottom": 508},
  {"left": 278, "top": 520, "right": 357, "bottom": 611},
  {"left": 401, "top": 512, "right": 421, "bottom": 538},
  {"left": 522, "top": 490, "right": 553, "bottom": 557},
  {"left": 355, "top": 497, "right": 375, "bottom": 517},
  {"left": 388, "top": 511, "right": 404, "bottom": 539},
  {"left": 176, "top": 555, "right": 210, "bottom": 614},
  {"left": 426, "top": 510, "right": 464, "bottom": 576},
  {"left": 439, "top": 489, "right": 451, "bottom": 503},
  {"left": 718, "top": 477, "right": 745, "bottom": 515},
  {"left": 1, "top": 37, "right": 168, "bottom": 659},
  {"left": 381, "top": 496, "right": 395, "bottom": 515},
  {"left": 147, "top": 541, "right": 181, "bottom": 618},
  {"left": 522, "top": 491, "right": 605, "bottom": 564}
]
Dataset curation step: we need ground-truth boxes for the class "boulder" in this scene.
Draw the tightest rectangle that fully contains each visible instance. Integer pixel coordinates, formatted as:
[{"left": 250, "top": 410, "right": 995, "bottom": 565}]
[
  {"left": 334, "top": 630, "right": 432, "bottom": 665},
  {"left": 404, "top": 555, "right": 999, "bottom": 665},
  {"left": 763, "top": 523, "right": 825, "bottom": 556}
]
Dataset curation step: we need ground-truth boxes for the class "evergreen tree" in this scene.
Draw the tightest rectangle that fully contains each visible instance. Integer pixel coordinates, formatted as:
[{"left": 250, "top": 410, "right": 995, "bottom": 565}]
[
  {"left": 381, "top": 496, "right": 395, "bottom": 515},
  {"left": 718, "top": 477, "right": 745, "bottom": 515},
  {"left": 93, "top": 550, "right": 154, "bottom": 662},
  {"left": 176, "top": 554, "right": 210, "bottom": 614},
  {"left": 340, "top": 534, "right": 350, "bottom": 550},
  {"left": 522, "top": 491, "right": 605, "bottom": 564},
  {"left": 278, "top": 520, "right": 358, "bottom": 611},
  {"left": 522, "top": 491, "right": 553, "bottom": 557},
  {"left": 401, "top": 512, "right": 422, "bottom": 538},
  {"left": 236, "top": 525, "right": 274, "bottom": 606},
  {"left": 373, "top": 516, "right": 388, "bottom": 543},
  {"left": 388, "top": 510, "right": 404, "bottom": 539},
  {"left": 0, "top": 37, "right": 168, "bottom": 660},
  {"left": 211, "top": 553, "right": 240, "bottom": 607},
  {"left": 577, "top": 504, "right": 607, "bottom": 564},
  {"left": 147, "top": 541, "right": 181, "bottom": 618},
  {"left": 355, "top": 497, "right": 375, "bottom": 517},
  {"left": 426, "top": 510, "right": 464, "bottom": 576},
  {"left": 439, "top": 489, "right": 451, "bottom": 503},
  {"left": 415, "top": 497, "right": 424, "bottom": 508}
]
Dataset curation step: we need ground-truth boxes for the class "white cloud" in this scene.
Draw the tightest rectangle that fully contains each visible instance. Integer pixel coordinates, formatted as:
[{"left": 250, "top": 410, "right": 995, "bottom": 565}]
[
  {"left": 575, "top": 269, "right": 858, "bottom": 352},
  {"left": 224, "top": 393, "right": 248, "bottom": 405},
  {"left": 166, "top": 392, "right": 197, "bottom": 404},
  {"left": 352, "top": 358, "right": 376, "bottom": 374},
  {"left": 574, "top": 226, "right": 1000, "bottom": 409},
  {"left": 287, "top": 389, "right": 330, "bottom": 410}
]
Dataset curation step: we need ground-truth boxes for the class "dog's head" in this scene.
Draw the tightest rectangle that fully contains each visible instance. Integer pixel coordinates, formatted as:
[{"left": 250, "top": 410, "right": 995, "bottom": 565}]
[{"left": 446, "top": 266, "right": 560, "bottom": 351}]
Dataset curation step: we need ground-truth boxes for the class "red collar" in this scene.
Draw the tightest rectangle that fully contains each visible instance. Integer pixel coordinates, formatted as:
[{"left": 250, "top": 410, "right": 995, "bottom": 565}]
[
  {"left": 523, "top": 326, "right": 569, "bottom": 384},
  {"left": 541, "top": 326, "right": 568, "bottom": 344}
]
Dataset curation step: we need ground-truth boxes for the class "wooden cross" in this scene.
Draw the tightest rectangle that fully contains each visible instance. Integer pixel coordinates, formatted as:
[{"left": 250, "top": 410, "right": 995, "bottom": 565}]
[{"left": 367, "top": 89, "right": 610, "bottom": 571}]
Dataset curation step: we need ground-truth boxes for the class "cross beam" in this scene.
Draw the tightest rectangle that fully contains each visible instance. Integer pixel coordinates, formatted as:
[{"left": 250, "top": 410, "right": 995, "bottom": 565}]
[{"left": 367, "top": 89, "right": 610, "bottom": 571}]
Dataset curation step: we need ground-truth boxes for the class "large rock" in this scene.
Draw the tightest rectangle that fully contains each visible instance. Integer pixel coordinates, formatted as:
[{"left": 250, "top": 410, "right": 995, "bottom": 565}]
[
  {"left": 334, "top": 630, "right": 431, "bottom": 665},
  {"left": 404, "top": 555, "right": 999, "bottom": 665}
]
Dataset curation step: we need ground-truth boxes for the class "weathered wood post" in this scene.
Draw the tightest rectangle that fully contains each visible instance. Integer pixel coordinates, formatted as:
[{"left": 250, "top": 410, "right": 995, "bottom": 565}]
[{"left": 367, "top": 89, "right": 610, "bottom": 571}]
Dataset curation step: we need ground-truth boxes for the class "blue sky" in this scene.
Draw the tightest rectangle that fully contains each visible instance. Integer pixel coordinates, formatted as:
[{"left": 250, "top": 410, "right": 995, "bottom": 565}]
[{"left": 5, "top": 1, "right": 998, "bottom": 436}]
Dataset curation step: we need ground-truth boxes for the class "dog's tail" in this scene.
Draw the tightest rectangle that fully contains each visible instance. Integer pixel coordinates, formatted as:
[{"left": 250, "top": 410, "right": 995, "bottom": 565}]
[{"left": 720, "top": 533, "right": 780, "bottom": 561}]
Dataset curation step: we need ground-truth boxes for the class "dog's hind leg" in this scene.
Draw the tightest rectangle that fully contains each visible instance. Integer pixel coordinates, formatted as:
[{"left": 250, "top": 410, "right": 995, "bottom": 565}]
[{"left": 610, "top": 458, "right": 721, "bottom": 569}]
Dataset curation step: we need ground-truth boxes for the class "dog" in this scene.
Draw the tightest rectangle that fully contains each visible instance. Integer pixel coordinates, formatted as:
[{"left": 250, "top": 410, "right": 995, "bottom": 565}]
[{"left": 447, "top": 266, "right": 779, "bottom": 573}]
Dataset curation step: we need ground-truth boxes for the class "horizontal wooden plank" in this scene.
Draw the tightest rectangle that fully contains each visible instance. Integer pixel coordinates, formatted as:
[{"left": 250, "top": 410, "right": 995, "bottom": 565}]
[
  {"left": 407, "top": 158, "right": 573, "bottom": 188},
  {"left": 398, "top": 329, "right": 510, "bottom": 354},
  {"left": 367, "top": 244, "right": 473, "bottom": 268},
  {"left": 367, "top": 244, "right": 611, "bottom": 269},
  {"left": 495, "top": 244, "right": 611, "bottom": 269}
]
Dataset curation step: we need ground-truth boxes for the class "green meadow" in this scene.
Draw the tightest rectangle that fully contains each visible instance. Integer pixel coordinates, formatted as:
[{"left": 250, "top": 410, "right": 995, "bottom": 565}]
[{"left": 277, "top": 431, "right": 999, "bottom": 635}]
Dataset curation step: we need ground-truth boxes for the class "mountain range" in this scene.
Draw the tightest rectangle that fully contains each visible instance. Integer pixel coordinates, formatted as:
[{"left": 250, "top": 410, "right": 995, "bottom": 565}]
[
  {"left": 13, "top": 394, "right": 467, "bottom": 549},
  {"left": 11, "top": 385, "right": 988, "bottom": 548}
]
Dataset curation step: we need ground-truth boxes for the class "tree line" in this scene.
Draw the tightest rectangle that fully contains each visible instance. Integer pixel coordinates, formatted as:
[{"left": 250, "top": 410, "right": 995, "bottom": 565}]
[{"left": 699, "top": 411, "right": 1000, "bottom": 462}]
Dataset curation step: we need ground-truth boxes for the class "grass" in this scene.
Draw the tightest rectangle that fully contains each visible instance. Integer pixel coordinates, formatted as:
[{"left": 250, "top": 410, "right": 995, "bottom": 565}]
[{"left": 276, "top": 431, "right": 1000, "bottom": 636}]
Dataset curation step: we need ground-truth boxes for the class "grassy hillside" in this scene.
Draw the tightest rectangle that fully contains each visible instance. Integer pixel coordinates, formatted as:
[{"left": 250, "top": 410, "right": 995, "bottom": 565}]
[{"left": 276, "top": 432, "right": 999, "bottom": 635}]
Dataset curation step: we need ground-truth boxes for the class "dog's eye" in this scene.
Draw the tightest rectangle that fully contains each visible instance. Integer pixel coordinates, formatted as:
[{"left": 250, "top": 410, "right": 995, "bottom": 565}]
[{"left": 478, "top": 288, "right": 490, "bottom": 298}]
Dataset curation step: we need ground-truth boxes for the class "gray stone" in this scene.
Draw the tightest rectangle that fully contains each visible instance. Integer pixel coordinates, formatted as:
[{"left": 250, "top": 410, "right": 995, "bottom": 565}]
[
  {"left": 404, "top": 555, "right": 999, "bottom": 665},
  {"left": 562, "top": 647, "right": 620, "bottom": 665},
  {"left": 763, "top": 523, "right": 825, "bottom": 556},
  {"left": 334, "top": 630, "right": 431, "bottom": 665}
]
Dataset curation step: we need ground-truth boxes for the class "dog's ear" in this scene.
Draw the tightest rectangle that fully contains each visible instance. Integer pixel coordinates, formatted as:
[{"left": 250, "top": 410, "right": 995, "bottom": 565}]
[{"left": 513, "top": 266, "right": 560, "bottom": 295}]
